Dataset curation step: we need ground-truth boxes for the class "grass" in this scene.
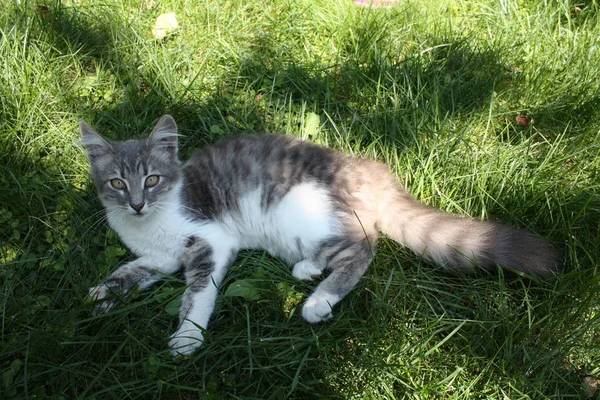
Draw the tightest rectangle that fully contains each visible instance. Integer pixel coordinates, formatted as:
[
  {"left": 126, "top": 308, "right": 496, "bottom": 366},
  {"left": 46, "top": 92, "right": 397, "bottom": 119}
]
[{"left": 1, "top": 0, "right": 599, "bottom": 398}]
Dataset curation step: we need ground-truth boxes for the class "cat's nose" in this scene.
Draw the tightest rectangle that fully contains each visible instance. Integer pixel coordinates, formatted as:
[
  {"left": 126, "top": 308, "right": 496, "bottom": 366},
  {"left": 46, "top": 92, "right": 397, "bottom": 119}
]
[{"left": 130, "top": 202, "right": 145, "bottom": 213}]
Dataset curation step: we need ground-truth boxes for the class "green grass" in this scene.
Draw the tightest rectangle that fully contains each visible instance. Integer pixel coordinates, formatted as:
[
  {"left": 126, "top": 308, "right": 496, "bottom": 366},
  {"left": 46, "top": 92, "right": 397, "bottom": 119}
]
[{"left": 1, "top": 0, "right": 599, "bottom": 398}]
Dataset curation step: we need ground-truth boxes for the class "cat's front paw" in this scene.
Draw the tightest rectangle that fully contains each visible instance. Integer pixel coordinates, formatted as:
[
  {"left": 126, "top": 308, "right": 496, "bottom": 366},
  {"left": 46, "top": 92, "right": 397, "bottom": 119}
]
[
  {"left": 292, "top": 260, "right": 323, "bottom": 281},
  {"left": 301, "top": 292, "right": 341, "bottom": 324},
  {"left": 169, "top": 323, "right": 205, "bottom": 356},
  {"left": 88, "top": 284, "right": 118, "bottom": 314}
]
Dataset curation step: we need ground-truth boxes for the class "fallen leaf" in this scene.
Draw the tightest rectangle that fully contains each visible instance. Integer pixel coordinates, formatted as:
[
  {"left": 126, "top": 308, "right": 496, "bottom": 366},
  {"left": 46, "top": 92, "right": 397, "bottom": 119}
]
[
  {"left": 38, "top": 5, "right": 50, "bottom": 20},
  {"left": 516, "top": 114, "right": 534, "bottom": 126},
  {"left": 152, "top": 12, "right": 179, "bottom": 40},
  {"left": 142, "top": 0, "right": 158, "bottom": 12},
  {"left": 582, "top": 376, "right": 599, "bottom": 398}
]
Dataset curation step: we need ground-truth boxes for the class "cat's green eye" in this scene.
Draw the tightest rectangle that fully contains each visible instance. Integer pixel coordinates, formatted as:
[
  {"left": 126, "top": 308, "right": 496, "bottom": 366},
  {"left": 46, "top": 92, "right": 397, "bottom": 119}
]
[
  {"left": 145, "top": 175, "right": 160, "bottom": 188},
  {"left": 110, "top": 178, "right": 126, "bottom": 190}
]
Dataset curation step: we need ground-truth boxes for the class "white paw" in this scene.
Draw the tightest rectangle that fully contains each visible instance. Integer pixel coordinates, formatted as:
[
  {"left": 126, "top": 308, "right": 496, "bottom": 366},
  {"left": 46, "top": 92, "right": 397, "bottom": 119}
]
[
  {"left": 169, "top": 324, "right": 204, "bottom": 356},
  {"left": 292, "top": 260, "right": 323, "bottom": 281},
  {"left": 88, "top": 284, "right": 117, "bottom": 313},
  {"left": 301, "top": 292, "right": 340, "bottom": 324},
  {"left": 89, "top": 284, "right": 110, "bottom": 300}
]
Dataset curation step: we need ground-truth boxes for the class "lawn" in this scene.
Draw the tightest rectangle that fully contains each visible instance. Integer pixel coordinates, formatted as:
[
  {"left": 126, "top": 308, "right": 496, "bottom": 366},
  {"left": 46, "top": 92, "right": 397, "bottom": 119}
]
[{"left": 1, "top": 0, "right": 599, "bottom": 398}]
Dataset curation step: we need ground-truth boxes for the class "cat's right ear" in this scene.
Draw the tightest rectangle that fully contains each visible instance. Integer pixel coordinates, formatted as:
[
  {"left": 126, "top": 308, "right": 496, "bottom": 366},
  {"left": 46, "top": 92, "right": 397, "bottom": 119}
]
[{"left": 79, "top": 121, "right": 112, "bottom": 163}]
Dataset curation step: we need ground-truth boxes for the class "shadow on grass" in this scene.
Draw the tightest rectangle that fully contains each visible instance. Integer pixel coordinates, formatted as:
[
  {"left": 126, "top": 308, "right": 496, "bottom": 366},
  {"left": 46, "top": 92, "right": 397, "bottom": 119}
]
[
  {"left": 2, "top": 2, "right": 591, "bottom": 398},
  {"left": 530, "top": 94, "right": 600, "bottom": 136},
  {"left": 42, "top": 0, "right": 511, "bottom": 145},
  {"left": 233, "top": 23, "right": 511, "bottom": 149}
]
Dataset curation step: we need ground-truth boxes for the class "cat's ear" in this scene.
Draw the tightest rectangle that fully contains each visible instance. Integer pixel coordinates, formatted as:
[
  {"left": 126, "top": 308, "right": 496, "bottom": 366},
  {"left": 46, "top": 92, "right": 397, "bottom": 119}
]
[
  {"left": 79, "top": 121, "right": 112, "bottom": 163},
  {"left": 148, "top": 115, "right": 179, "bottom": 155}
]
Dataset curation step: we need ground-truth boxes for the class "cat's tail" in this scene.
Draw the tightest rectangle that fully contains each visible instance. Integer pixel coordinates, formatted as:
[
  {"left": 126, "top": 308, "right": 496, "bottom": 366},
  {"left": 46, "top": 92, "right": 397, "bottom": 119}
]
[{"left": 376, "top": 189, "right": 559, "bottom": 278}]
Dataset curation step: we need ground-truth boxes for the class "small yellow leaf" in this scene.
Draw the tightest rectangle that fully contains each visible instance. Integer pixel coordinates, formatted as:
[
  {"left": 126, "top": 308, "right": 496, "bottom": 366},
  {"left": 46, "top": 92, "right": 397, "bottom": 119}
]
[{"left": 152, "top": 12, "right": 179, "bottom": 40}]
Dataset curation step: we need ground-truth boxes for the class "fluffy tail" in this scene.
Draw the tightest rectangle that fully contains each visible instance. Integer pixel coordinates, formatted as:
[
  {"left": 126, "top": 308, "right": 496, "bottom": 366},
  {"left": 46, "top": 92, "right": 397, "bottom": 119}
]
[{"left": 377, "top": 189, "right": 559, "bottom": 278}]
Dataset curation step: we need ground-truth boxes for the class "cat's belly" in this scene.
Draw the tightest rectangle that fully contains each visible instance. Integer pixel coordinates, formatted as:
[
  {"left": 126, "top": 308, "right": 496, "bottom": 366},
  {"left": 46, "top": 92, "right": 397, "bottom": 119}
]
[{"left": 220, "top": 183, "right": 342, "bottom": 264}]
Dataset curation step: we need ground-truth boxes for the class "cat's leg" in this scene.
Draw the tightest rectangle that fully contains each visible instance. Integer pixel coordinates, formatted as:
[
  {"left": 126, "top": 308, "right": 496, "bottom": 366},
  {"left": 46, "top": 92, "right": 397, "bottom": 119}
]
[
  {"left": 292, "top": 260, "right": 324, "bottom": 281},
  {"left": 302, "top": 237, "right": 374, "bottom": 323},
  {"left": 89, "top": 256, "right": 180, "bottom": 312},
  {"left": 169, "top": 234, "right": 239, "bottom": 356},
  {"left": 292, "top": 237, "right": 351, "bottom": 281}
]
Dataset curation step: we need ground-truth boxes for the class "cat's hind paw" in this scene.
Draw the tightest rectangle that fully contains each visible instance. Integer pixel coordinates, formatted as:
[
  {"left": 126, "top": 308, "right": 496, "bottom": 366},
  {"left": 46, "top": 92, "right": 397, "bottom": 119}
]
[
  {"left": 292, "top": 260, "right": 323, "bottom": 281},
  {"left": 169, "top": 325, "right": 204, "bottom": 356},
  {"left": 301, "top": 292, "right": 340, "bottom": 323}
]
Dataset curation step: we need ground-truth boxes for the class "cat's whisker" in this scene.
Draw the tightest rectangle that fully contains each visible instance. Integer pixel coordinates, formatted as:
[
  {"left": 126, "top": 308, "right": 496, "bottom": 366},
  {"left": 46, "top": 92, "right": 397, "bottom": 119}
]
[
  {"left": 75, "top": 207, "right": 111, "bottom": 229},
  {"left": 79, "top": 210, "right": 113, "bottom": 238},
  {"left": 111, "top": 208, "right": 129, "bottom": 226}
]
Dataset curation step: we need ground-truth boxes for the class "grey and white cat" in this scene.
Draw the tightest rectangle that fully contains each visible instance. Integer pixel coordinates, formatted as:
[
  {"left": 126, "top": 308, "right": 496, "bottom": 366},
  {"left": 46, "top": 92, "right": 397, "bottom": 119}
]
[{"left": 81, "top": 115, "right": 558, "bottom": 356}]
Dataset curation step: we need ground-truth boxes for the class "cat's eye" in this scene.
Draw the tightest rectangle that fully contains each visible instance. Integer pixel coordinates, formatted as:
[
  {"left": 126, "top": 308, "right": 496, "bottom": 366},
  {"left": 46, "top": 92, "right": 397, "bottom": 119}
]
[
  {"left": 145, "top": 175, "right": 160, "bottom": 188},
  {"left": 110, "top": 179, "right": 126, "bottom": 190}
]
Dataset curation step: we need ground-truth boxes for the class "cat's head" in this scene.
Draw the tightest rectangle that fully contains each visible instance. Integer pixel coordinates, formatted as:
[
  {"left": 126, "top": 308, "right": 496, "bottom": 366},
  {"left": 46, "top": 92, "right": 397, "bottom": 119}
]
[{"left": 80, "top": 115, "right": 182, "bottom": 218}]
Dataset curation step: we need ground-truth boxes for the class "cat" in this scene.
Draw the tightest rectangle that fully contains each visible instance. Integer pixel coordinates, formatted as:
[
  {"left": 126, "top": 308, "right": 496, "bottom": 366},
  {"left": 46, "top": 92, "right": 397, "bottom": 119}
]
[{"left": 80, "top": 115, "right": 558, "bottom": 356}]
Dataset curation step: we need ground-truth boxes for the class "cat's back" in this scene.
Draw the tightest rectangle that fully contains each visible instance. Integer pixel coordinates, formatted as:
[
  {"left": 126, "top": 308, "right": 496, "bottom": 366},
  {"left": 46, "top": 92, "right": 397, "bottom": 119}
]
[
  {"left": 183, "top": 134, "right": 347, "bottom": 192},
  {"left": 186, "top": 133, "right": 339, "bottom": 171}
]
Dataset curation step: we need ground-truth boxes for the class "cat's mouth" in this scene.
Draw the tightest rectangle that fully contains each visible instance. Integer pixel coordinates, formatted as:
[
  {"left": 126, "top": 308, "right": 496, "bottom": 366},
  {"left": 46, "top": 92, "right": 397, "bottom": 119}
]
[{"left": 128, "top": 208, "right": 151, "bottom": 218}]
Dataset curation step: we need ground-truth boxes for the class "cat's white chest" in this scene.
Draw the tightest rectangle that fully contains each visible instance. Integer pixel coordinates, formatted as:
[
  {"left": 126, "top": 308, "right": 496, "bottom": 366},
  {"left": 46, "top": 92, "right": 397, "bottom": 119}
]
[{"left": 107, "top": 208, "right": 194, "bottom": 261}]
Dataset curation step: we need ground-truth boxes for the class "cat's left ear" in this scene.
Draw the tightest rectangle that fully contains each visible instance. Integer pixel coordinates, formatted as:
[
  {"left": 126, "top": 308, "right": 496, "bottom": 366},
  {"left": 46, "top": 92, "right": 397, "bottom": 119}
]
[{"left": 148, "top": 115, "right": 179, "bottom": 155}]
